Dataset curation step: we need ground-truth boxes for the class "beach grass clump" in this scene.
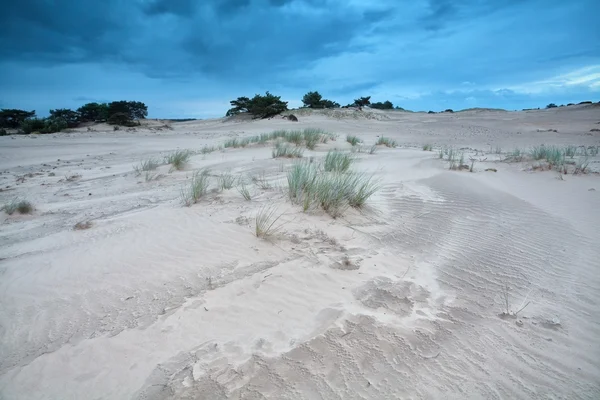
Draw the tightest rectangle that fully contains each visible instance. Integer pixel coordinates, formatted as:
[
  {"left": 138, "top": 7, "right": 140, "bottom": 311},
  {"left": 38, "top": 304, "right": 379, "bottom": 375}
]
[
  {"left": 2, "top": 198, "right": 34, "bottom": 215},
  {"left": 165, "top": 150, "right": 191, "bottom": 171},
  {"left": 286, "top": 161, "right": 379, "bottom": 217},
  {"left": 272, "top": 141, "right": 304, "bottom": 158},
  {"left": 324, "top": 150, "right": 353, "bottom": 173},
  {"left": 237, "top": 181, "right": 252, "bottom": 200},
  {"left": 303, "top": 128, "right": 324, "bottom": 150},
  {"left": 346, "top": 135, "right": 361, "bottom": 146},
  {"left": 255, "top": 205, "right": 284, "bottom": 239},
  {"left": 564, "top": 145, "right": 576, "bottom": 158},
  {"left": 507, "top": 148, "right": 524, "bottom": 162},
  {"left": 423, "top": 144, "right": 433, "bottom": 151},
  {"left": 133, "top": 158, "right": 160, "bottom": 175},
  {"left": 218, "top": 171, "right": 236, "bottom": 190},
  {"left": 180, "top": 168, "right": 210, "bottom": 206},
  {"left": 376, "top": 136, "right": 397, "bottom": 147}
]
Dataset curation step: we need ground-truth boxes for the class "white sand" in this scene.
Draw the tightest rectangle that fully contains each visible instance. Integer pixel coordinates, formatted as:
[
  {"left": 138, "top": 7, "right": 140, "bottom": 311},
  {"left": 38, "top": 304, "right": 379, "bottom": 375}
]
[{"left": 1, "top": 105, "right": 599, "bottom": 399}]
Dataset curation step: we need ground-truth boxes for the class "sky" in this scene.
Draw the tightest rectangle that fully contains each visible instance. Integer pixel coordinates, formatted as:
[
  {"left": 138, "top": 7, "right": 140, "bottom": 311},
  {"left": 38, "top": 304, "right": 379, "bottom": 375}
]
[{"left": 0, "top": 0, "right": 599, "bottom": 119}]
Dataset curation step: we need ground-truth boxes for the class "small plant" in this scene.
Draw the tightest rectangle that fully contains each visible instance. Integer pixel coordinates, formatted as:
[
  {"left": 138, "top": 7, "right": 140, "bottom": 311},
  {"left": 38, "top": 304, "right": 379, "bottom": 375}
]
[
  {"left": 500, "top": 283, "right": 531, "bottom": 318},
  {"left": 74, "top": 221, "right": 93, "bottom": 230},
  {"left": 180, "top": 169, "right": 210, "bottom": 206},
  {"left": 422, "top": 144, "right": 432, "bottom": 151},
  {"left": 376, "top": 136, "right": 397, "bottom": 147},
  {"left": 218, "top": 171, "right": 236, "bottom": 190},
  {"left": 272, "top": 141, "right": 304, "bottom": 158},
  {"left": 507, "top": 148, "right": 523, "bottom": 162},
  {"left": 574, "top": 157, "right": 589, "bottom": 174},
  {"left": 201, "top": 146, "right": 217, "bottom": 154},
  {"left": 346, "top": 135, "right": 361, "bottom": 146},
  {"left": 255, "top": 205, "right": 284, "bottom": 239},
  {"left": 564, "top": 145, "right": 576, "bottom": 158},
  {"left": 344, "top": 173, "right": 380, "bottom": 208},
  {"left": 165, "top": 150, "right": 191, "bottom": 171},
  {"left": 2, "top": 199, "right": 33, "bottom": 215},
  {"left": 237, "top": 183, "right": 252, "bottom": 200},
  {"left": 324, "top": 150, "right": 353, "bottom": 172},
  {"left": 588, "top": 146, "right": 598, "bottom": 156},
  {"left": 303, "top": 128, "right": 323, "bottom": 150},
  {"left": 133, "top": 158, "right": 160, "bottom": 175},
  {"left": 438, "top": 148, "right": 444, "bottom": 159},
  {"left": 252, "top": 171, "right": 272, "bottom": 190}
]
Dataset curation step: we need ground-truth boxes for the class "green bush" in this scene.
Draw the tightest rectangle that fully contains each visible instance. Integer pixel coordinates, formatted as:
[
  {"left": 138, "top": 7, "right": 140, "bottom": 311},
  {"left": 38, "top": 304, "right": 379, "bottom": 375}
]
[
  {"left": 108, "top": 112, "right": 136, "bottom": 126},
  {"left": 226, "top": 92, "right": 288, "bottom": 119}
]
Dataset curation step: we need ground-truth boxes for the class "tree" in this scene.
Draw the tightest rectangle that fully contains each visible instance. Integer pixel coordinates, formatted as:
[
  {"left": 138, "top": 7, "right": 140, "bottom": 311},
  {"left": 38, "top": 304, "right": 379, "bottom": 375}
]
[
  {"left": 247, "top": 92, "right": 288, "bottom": 118},
  {"left": 108, "top": 112, "right": 136, "bottom": 126},
  {"left": 370, "top": 100, "right": 394, "bottom": 110},
  {"left": 546, "top": 103, "right": 558, "bottom": 108},
  {"left": 49, "top": 108, "right": 80, "bottom": 128},
  {"left": 226, "top": 97, "right": 251, "bottom": 116},
  {"left": 77, "top": 102, "right": 109, "bottom": 122},
  {"left": 321, "top": 99, "right": 340, "bottom": 109},
  {"left": 353, "top": 96, "right": 371, "bottom": 109},
  {"left": 0, "top": 109, "right": 36, "bottom": 128},
  {"left": 302, "top": 91, "right": 323, "bottom": 108},
  {"left": 107, "top": 101, "right": 148, "bottom": 122}
]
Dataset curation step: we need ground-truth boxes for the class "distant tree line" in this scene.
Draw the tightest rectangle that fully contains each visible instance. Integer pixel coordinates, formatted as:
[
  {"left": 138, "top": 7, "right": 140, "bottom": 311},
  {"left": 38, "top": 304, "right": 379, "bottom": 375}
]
[{"left": 0, "top": 100, "right": 148, "bottom": 134}]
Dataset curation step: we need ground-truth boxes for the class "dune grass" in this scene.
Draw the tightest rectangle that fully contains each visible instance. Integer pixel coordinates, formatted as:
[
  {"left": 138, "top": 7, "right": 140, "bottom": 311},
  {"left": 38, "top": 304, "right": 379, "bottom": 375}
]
[
  {"left": 376, "top": 136, "right": 397, "bottom": 147},
  {"left": 237, "top": 182, "right": 252, "bottom": 200},
  {"left": 272, "top": 141, "right": 304, "bottom": 158},
  {"left": 255, "top": 205, "right": 284, "bottom": 239},
  {"left": 286, "top": 161, "right": 379, "bottom": 217},
  {"left": 133, "top": 158, "right": 160, "bottom": 175},
  {"left": 180, "top": 168, "right": 210, "bottom": 206},
  {"left": 564, "top": 145, "right": 577, "bottom": 158},
  {"left": 422, "top": 144, "right": 433, "bottom": 151},
  {"left": 165, "top": 150, "right": 191, "bottom": 171},
  {"left": 218, "top": 171, "right": 236, "bottom": 190},
  {"left": 2, "top": 198, "right": 33, "bottom": 215},
  {"left": 324, "top": 150, "right": 353, "bottom": 173},
  {"left": 346, "top": 135, "right": 361, "bottom": 146}
]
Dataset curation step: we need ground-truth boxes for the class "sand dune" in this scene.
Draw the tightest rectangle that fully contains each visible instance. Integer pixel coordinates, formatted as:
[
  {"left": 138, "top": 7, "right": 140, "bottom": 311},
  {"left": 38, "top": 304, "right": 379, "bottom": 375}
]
[{"left": 1, "top": 106, "right": 599, "bottom": 399}]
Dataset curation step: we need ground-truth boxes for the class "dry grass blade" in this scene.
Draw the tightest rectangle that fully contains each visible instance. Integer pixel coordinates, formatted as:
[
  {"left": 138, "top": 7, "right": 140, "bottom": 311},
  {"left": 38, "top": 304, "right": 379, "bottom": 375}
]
[{"left": 255, "top": 205, "right": 284, "bottom": 239}]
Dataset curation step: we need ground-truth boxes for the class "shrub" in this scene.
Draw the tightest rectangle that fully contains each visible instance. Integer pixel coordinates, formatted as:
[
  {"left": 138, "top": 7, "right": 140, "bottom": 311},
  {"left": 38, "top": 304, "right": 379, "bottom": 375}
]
[
  {"left": 49, "top": 109, "right": 80, "bottom": 128},
  {"left": 423, "top": 144, "right": 432, "bottom": 151},
  {"left": 546, "top": 103, "right": 558, "bottom": 108},
  {"left": 2, "top": 198, "right": 33, "bottom": 215},
  {"left": 20, "top": 118, "right": 46, "bottom": 134},
  {"left": 444, "top": 109, "right": 454, "bottom": 113},
  {"left": 0, "top": 109, "right": 36, "bottom": 128},
  {"left": 287, "top": 114, "right": 298, "bottom": 122},
  {"left": 108, "top": 112, "right": 136, "bottom": 126},
  {"left": 227, "top": 92, "right": 288, "bottom": 119},
  {"left": 353, "top": 96, "right": 371, "bottom": 108},
  {"left": 370, "top": 101, "right": 394, "bottom": 110},
  {"left": 0, "top": 128, "right": 7, "bottom": 136},
  {"left": 324, "top": 150, "right": 353, "bottom": 172}
]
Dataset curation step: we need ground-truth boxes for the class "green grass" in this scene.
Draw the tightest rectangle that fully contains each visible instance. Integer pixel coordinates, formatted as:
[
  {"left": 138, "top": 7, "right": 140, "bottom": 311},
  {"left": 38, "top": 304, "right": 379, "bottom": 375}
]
[
  {"left": 252, "top": 171, "right": 272, "bottom": 190},
  {"left": 422, "top": 144, "right": 432, "bottom": 151},
  {"left": 272, "top": 141, "right": 304, "bottom": 158},
  {"left": 574, "top": 157, "right": 589, "bottom": 174},
  {"left": 303, "top": 128, "right": 323, "bottom": 150},
  {"left": 237, "top": 182, "right": 252, "bottom": 200},
  {"left": 180, "top": 169, "right": 210, "bottom": 206},
  {"left": 133, "top": 158, "right": 160, "bottom": 175},
  {"left": 218, "top": 171, "right": 236, "bottom": 190},
  {"left": 564, "top": 145, "right": 576, "bottom": 158},
  {"left": 2, "top": 198, "right": 33, "bottom": 215},
  {"left": 324, "top": 150, "right": 353, "bottom": 172},
  {"left": 438, "top": 148, "right": 444, "bottom": 159},
  {"left": 589, "top": 146, "right": 599, "bottom": 157},
  {"left": 255, "top": 205, "right": 284, "bottom": 239},
  {"left": 165, "top": 150, "right": 191, "bottom": 171},
  {"left": 201, "top": 146, "right": 219, "bottom": 154},
  {"left": 376, "top": 136, "right": 397, "bottom": 147},
  {"left": 286, "top": 161, "right": 379, "bottom": 217},
  {"left": 507, "top": 148, "right": 523, "bottom": 162},
  {"left": 346, "top": 135, "right": 361, "bottom": 146}
]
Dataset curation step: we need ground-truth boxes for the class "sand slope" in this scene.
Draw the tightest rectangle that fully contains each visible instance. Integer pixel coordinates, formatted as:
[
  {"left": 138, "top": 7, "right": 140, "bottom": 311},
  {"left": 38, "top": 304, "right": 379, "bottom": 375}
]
[{"left": 0, "top": 107, "right": 599, "bottom": 399}]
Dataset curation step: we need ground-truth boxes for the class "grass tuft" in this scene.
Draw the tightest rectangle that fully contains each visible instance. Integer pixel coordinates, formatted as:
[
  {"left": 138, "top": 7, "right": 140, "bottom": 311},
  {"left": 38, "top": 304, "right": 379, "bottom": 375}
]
[
  {"left": 272, "top": 141, "right": 304, "bottom": 158},
  {"left": 180, "top": 168, "right": 210, "bottom": 206},
  {"left": 133, "top": 158, "right": 160, "bottom": 175},
  {"left": 346, "top": 135, "right": 361, "bottom": 146},
  {"left": 2, "top": 198, "right": 33, "bottom": 215},
  {"left": 255, "top": 205, "right": 284, "bottom": 239},
  {"left": 324, "top": 150, "right": 354, "bottom": 172},
  {"left": 422, "top": 144, "right": 433, "bottom": 151},
  {"left": 376, "top": 136, "right": 397, "bottom": 147},
  {"left": 165, "top": 150, "right": 191, "bottom": 171},
  {"left": 218, "top": 171, "right": 236, "bottom": 190}
]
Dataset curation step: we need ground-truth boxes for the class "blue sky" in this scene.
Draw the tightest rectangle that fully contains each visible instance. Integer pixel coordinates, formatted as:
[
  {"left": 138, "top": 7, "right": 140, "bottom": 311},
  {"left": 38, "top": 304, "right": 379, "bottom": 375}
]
[{"left": 1, "top": 0, "right": 598, "bottom": 118}]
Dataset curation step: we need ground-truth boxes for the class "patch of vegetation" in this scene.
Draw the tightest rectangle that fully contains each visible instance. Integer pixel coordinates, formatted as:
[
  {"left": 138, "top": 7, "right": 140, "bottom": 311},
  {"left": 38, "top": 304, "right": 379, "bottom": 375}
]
[
  {"left": 133, "top": 158, "right": 160, "bottom": 175},
  {"left": 2, "top": 199, "right": 33, "bottom": 215},
  {"left": 237, "top": 182, "right": 252, "bottom": 200},
  {"left": 546, "top": 103, "right": 558, "bottom": 108},
  {"left": 180, "top": 169, "right": 210, "bottom": 206},
  {"left": 423, "top": 144, "right": 432, "bottom": 151},
  {"left": 165, "top": 150, "right": 191, "bottom": 171},
  {"left": 226, "top": 92, "right": 288, "bottom": 119},
  {"left": 255, "top": 205, "right": 284, "bottom": 239},
  {"left": 272, "top": 141, "right": 304, "bottom": 158},
  {"left": 346, "top": 135, "right": 361, "bottom": 146},
  {"left": 218, "top": 171, "right": 236, "bottom": 190},
  {"left": 324, "top": 150, "right": 354, "bottom": 172},
  {"left": 74, "top": 221, "right": 93, "bottom": 230},
  {"left": 370, "top": 100, "right": 394, "bottom": 110},
  {"left": 375, "top": 136, "right": 397, "bottom": 147},
  {"left": 301, "top": 91, "right": 340, "bottom": 109}
]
